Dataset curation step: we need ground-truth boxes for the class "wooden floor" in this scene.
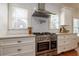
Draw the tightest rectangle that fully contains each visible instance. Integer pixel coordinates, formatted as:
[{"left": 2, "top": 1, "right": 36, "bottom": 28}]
[{"left": 58, "top": 49, "right": 78, "bottom": 56}]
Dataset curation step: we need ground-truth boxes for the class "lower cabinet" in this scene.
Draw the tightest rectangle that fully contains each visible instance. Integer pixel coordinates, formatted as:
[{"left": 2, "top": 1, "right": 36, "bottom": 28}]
[
  {"left": 57, "top": 34, "right": 78, "bottom": 54},
  {"left": 0, "top": 36, "right": 35, "bottom": 56},
  {"left": 2, "top": 44, "right": 35, "bottom": 56}
]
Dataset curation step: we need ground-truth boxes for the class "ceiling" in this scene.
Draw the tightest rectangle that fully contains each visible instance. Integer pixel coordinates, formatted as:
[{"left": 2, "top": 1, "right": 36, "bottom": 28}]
[
  {"left": 48, "top": 3, "right": 79, "bottom": 8},
  {"left": 63, "top": 3, "right": 79, "bottom": 8}
]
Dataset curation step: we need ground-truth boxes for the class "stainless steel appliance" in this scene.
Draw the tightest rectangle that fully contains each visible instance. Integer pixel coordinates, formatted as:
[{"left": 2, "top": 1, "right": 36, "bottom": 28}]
[
  {"left": 33, "top": 32, "right": 57, "bottom": 56},
  {"left": 32, "top": 3, "right": 55, "bottom": 18},
  {"left": 50, "top": 33, "right": 57, "bottom": 49},
  {"left": 37, "top": 42, "right": 49, "bottom": 52}
]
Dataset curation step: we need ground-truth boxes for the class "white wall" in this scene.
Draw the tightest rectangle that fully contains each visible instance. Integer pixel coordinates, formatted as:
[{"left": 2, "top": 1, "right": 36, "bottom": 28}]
[
  {"left": 0, "top": 3, "right": 8, "bottom": 35},
  {"left": 0, "top": 3, "right": 63, "bottom": 35},
  {"left": 2, "top": 3, "right": 78, "bottom": 35},
  {"left": 32, "top": 3, "right": 62, "bottom": 33},
  {"left": 32, "top": 17, "right": 49, "bottom": 32},
  {"left": 72, "top": 8, "right": 79, "bottom": 43},
  {"left": 46, "top": 3, "right": 62, "bottom": 14},
  {"left": 60, "top": 7, "right": 76, "bottom": 33}
]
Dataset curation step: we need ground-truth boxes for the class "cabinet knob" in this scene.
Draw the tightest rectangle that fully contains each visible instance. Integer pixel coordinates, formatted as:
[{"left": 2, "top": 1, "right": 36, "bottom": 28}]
[
  {"left": 17, "top": 41, "right": 22, "bottom": 43},
  {"left": 17, "top": 49, "right": 22, "bottom": 51}
]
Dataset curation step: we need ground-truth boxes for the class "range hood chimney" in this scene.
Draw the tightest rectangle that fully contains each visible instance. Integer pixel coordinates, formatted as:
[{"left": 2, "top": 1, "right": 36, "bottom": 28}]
[{"left": 32, "top": 3, "right": 54, "bottom": 18}]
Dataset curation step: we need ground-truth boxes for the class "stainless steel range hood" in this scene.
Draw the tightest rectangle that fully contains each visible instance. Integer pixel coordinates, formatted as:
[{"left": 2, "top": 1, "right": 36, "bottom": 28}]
[{"left": 32, "top": 3, "right": 54, "bottom": 18}]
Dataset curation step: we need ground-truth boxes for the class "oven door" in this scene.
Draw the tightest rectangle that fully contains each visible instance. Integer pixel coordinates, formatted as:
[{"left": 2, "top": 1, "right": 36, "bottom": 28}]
[
  {"left": 51, "top": 41, "right": 57, "bottom": 49},
  {"left": 37, "top": 42, "right": 49, "bottom": 52}
]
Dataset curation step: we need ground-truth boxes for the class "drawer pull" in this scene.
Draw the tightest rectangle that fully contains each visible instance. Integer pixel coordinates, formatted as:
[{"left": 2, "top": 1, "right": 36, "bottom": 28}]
[
  {"left": 17, "top": 49, "right": 22, "bottom": 51},
  {"left": 64, "top": 41, "right": 66, "bottom": 43},
  {"left": 17, "top": 41, "right": 22, "bottom": 43},
  {"left": 64, "top": 48, "right": 65, "bottom": 49},
  {"left": 64, "top": 36, "right": 66, "bottom": 38},
  {"left": 47, "top": 54, "right": 50, "bottom": 56}
]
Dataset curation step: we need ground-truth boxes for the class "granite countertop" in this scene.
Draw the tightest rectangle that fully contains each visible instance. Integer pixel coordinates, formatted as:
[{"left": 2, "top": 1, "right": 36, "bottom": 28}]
[{"left": 0, "top": 34, "right": 35, "bottom": 39}]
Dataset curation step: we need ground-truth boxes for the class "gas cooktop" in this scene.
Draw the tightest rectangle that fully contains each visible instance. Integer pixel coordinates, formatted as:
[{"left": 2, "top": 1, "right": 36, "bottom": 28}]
[{"left": 33, "top": 32, "right": 55, "bottom": 35}]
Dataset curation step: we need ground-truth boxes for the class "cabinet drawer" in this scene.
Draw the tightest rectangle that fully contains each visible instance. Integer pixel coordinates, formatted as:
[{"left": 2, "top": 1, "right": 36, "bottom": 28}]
[
  {"left": 57, "top": 45, "right": 71, "bottom": 54},
  {"left": 0, "top": 37, "right": 35, "bottom": 45},
  {"left": 58, "top": 44, "right": 70, "bottom": 54},
  {"left": 57, "top": 46, "right": 65, "bottom": 54},
  {"left": 58, "top": 39, "right": 72, "bottom": 46},
  {"left": 58, "top": 36, "right": 65, "bottom": 39},
  {"left": 18, "top": 37, "right": 35, "bottom": 43},
  {"left": 57, "top": 43, "right": 77, "bottom": 54},
  {"left": 64, "top": 44, "right": 72, "bottom": 51},
  {"left": 0, "top": 39, "right": 18, "bottom": 45},
  {"left": 62, "top": 43, "right": 77, "bottom": 52},
  {"left": 70, "top": 42, "right": 78, "bottom": 49},
  {"left": 58, "top": 35, "right": 73, "bottom": 39},
  {"left": 2, "top": 44, "right": 35, "bottom": 56}
]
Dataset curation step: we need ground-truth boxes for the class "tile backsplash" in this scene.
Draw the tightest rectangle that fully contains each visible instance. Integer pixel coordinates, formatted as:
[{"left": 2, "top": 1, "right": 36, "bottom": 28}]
[{"left": 32, "top": 17, "right": 49, "bottom": 32}]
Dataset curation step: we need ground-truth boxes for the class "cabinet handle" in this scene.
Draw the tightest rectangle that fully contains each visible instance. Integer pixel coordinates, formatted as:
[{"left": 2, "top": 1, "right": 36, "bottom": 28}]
[
  {"left": 64, "top": 41, "right": 66, "bottom": 43},
  {"left": 47, "top": 54, "right": 50, "bottom": 56},
  {"left": 64, "top": 36, "right": 66, "bottom": 38},
  {"left": 17, "top": 41, "right": 22, "bottom": 43},
  {"left": 64, "top": 48, "right": 65, "bottom": 49},
  {"left": 17, "top": 49, "right": 22, "bottom": 51}
]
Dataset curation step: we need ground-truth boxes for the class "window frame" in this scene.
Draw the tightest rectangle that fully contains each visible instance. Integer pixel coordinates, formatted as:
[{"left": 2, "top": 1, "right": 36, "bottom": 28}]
[
  {"left": 8, "top": 4, "right": 28, "bottom": 30},
  {"left": 48, "top": 14, "right": 60, "bottom": 30},
  {"left": 73, "top": 18, "right": 79, "bottom": 36}
]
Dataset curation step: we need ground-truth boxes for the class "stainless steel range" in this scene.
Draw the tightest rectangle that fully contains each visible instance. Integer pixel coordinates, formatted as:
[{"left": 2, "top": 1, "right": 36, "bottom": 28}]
[{"left": 33, "top": 32, "right": 57, "bottom": 56}]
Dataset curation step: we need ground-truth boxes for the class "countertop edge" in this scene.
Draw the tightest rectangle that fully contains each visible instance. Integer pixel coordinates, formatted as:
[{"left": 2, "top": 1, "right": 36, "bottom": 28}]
[{"left": 0, "top": 34, "right": 35, "bottom": 39}]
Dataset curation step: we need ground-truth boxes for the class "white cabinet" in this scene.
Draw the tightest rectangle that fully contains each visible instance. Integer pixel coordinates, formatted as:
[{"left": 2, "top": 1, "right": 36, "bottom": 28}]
[
  {"left": 57, "top": 33, "right": 77, "bottom": 54},
  {"left": 0, "top": 35, "right": 35, "bottom": 56}
]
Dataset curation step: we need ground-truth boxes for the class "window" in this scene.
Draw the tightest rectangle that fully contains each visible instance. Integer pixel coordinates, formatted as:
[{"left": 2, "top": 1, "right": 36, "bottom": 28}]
[
  {"left": 9, "top": 5, "right": 28, "bottom": 29},
  {"left": 49, "top": 14, "right": 59, "bottom": 29},
  {"left": 73, "top": 18, "right": 79, "bottom": 36}
]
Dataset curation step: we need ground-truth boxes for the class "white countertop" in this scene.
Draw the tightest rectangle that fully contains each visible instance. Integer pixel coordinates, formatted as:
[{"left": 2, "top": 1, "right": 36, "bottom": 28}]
[
  {"left": 0, "top": 34, "right": 35, "bottom": 39},
  {"left": 56, "top": 33, "right": 77, "bottom": 35}
]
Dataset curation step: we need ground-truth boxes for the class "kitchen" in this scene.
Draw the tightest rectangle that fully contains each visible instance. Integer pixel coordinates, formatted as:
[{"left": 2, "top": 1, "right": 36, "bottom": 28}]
[{"left": 0, "top": 3, "right": 79, "bottom": 56}]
